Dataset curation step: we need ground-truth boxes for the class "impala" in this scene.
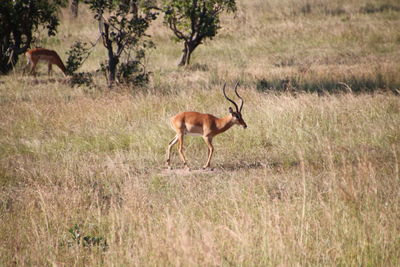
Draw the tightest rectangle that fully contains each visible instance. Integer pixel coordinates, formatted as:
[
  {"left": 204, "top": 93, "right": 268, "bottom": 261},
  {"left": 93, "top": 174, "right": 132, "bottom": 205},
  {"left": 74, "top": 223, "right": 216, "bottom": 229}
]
[
  {"left": 24, "top": 48, "right": 67, "bottom": 76},
  {"left": 166, "top": 83, "right": 247, "bottom": 170}
]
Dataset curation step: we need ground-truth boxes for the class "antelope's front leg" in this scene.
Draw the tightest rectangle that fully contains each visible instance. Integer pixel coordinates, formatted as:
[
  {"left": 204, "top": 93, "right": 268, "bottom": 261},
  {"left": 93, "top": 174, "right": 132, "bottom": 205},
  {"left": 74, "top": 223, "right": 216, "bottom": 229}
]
[
  {"left": 29, "top": 62, "right": 38, "bottom": 75},
  {"left": 23, "top": 61, "right": 30, "bottom": 75},
  {"left": 202, "top": 136, "right": 214, "bottom": 169}
]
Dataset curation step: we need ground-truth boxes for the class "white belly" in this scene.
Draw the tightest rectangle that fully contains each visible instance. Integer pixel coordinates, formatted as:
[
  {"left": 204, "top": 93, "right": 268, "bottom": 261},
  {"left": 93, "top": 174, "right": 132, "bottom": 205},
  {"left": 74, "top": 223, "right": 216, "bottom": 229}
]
[
  {"left": 186, "top": 132, "right": 203, "bottom": 136},
  {"left": 184, "top": 124, "right": 203, "bottom": 136}
]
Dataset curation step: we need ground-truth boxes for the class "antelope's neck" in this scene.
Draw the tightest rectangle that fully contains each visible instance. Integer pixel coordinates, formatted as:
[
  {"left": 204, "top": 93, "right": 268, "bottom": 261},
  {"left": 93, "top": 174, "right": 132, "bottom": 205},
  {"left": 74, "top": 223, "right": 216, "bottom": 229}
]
[{"left": 215, "top": 115, "right": 234, "bottom": 135}]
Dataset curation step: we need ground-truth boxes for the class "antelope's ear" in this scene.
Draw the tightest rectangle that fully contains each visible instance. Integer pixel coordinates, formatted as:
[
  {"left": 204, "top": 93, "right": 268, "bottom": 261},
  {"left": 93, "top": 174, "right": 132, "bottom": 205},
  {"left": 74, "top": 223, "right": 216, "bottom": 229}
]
[{"left": 228, "top": 107, "right": 234, "bottom": 114}]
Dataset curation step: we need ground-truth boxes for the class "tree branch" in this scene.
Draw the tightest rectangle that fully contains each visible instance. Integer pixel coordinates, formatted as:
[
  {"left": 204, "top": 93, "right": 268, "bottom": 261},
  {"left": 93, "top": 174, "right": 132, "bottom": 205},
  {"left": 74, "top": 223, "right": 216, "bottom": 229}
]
[{"left": 168, "top": 18, "right": 187, "bottom": 41}]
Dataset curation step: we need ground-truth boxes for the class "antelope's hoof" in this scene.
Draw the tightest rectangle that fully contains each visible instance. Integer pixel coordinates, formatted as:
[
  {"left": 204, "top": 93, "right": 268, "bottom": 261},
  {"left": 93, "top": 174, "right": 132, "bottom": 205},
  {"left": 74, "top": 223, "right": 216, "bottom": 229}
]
[{"left": 202, "top": 166, "right": 214, "bottom": 171}]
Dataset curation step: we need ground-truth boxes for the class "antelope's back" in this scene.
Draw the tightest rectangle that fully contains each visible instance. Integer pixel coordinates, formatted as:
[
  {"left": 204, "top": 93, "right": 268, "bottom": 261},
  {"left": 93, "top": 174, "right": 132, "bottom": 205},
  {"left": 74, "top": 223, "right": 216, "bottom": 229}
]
[{"left": 171, "top": 111, "right": 216, "bottom": 130}]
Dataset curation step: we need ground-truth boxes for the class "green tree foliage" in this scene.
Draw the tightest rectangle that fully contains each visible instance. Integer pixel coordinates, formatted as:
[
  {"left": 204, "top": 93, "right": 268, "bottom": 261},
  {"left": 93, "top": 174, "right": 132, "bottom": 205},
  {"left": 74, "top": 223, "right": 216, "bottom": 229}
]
[
  {"left": 85, "top": 0, "right": 157, "bottom": 87},
  {"left": 66, "top": 41, "right": 90, "bottom": 75},
  {"left": 162, "top": 0, "right": 236, "bottom": 66},
  {"left": 0, "top": 0, "right": 64, "bottom": 74},
  {"left": 65, "top": 41, "right": 95, "bottom": 88}
]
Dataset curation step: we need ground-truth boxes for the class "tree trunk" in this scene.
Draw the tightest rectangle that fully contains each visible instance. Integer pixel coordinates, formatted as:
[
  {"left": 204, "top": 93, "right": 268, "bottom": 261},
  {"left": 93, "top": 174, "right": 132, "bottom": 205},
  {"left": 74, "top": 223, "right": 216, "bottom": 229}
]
[
  {"left": 102, "top": 22, "right": 118, "bottom": 88},
  {"left": 70, "top": 0, "right": 79, "bottom": 19},
  {"left": 0, "top": 33, "right": 27, "bottom": 74},
  {"left": 108, "top": 56, "right": 118, "bottom": 88},
  {"left": 0, "top": 50, "right": 20, "bottom": 74},
  {"left": 178, "top": 42, "right": 195, "bottom": 66}
]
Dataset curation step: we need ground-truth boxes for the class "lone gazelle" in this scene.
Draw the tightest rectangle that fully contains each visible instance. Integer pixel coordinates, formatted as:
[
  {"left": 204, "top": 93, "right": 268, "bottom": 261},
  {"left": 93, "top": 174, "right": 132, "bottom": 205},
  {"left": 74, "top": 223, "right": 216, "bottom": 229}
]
[
  {"left": 24, "top": 48, "right": 67, "bottom": 76},
  {"left": 166, "top": 82, "right": 247, "bottom": 170}
]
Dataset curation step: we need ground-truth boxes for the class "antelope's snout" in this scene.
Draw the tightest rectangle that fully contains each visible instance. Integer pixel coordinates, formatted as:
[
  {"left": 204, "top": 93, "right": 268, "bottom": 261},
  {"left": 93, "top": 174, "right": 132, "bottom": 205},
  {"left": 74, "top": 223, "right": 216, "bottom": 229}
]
[{"left": 239, "top": 119, "right": 247, "bottom": 129}]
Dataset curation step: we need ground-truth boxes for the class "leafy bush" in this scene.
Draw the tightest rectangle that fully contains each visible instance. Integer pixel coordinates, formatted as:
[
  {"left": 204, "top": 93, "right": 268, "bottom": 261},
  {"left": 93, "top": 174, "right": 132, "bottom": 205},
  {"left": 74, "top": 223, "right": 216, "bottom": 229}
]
[
  {"left": 67, "top": 224, "right": 108, "bottom": 250},
  {"left": 65, "top": 41, "right": 94, "bottom": 87},
  {"left": 69, "top": 72, "right": 94, "bottom": 88},
  {"left": 360, "top": 3, "right": 400, "bottom": 14},
  {"left": 66, "top": 41, "right": 90, "bottom": 75}
]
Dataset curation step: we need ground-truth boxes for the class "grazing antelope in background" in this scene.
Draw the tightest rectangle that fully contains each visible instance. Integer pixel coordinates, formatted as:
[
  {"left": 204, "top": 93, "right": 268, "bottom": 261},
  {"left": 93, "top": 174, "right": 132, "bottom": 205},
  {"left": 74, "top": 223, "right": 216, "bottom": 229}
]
[
  {"left": 166, "top": 82, "right": 247, "bottom": 170},
  {"left": 24, "top": 48, "right": 67, "bottom": 76}
]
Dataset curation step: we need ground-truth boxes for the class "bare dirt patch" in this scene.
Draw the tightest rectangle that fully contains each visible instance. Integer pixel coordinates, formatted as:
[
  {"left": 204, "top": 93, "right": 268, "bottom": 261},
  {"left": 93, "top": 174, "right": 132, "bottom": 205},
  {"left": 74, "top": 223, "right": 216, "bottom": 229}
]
[{"left": 161, "top": 167, "right": 219, "bottom": 176}]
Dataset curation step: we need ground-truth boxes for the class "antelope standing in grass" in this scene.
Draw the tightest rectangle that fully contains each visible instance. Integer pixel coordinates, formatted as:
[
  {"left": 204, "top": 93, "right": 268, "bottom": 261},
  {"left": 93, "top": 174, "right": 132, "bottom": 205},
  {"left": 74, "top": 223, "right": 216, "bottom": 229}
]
[
  {"left": 24, "top": 48, "right": 67, "bottom": 76},
  {"left": 166, "top": 83, "right": 247, "bottom": 170}
]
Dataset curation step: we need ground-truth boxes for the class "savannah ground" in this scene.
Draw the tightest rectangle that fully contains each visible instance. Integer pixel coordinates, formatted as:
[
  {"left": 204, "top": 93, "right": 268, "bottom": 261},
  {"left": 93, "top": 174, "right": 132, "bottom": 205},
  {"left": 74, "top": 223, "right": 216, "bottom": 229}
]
[{"left": 1, "top": 0, "right": 400, "bottom": 265}]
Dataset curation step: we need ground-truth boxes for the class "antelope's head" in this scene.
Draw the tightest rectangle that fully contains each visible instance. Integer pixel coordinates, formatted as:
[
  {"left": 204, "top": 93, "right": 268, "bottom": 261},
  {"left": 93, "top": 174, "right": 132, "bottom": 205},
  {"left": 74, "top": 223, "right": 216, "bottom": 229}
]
[{"left": 223, "top": 82, "right": 247, "bottom": 129}]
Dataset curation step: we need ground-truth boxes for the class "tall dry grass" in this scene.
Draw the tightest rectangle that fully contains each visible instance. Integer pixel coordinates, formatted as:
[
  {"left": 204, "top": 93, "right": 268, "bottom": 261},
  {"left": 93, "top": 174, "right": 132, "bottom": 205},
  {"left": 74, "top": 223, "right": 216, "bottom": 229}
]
[{"left": 1, "top": 0, "right": 400, "bottom": 265}]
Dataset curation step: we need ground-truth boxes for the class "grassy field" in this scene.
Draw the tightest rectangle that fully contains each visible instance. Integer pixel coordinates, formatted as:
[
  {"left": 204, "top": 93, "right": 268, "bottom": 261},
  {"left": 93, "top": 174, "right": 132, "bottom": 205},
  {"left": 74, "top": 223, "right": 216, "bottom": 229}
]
[{"left": 1, "top": 0, "right": 400, "bottom": 265}]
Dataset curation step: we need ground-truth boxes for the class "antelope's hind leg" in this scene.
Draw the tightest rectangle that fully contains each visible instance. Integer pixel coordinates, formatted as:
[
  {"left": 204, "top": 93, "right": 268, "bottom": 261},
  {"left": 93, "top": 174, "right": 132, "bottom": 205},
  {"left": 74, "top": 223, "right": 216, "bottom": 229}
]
[
  {"left": 166, "top": 135, "right": 179, "bottom": 168},
  {"left": 177, "top": 133, "right": 189, "bottom": 169}
]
